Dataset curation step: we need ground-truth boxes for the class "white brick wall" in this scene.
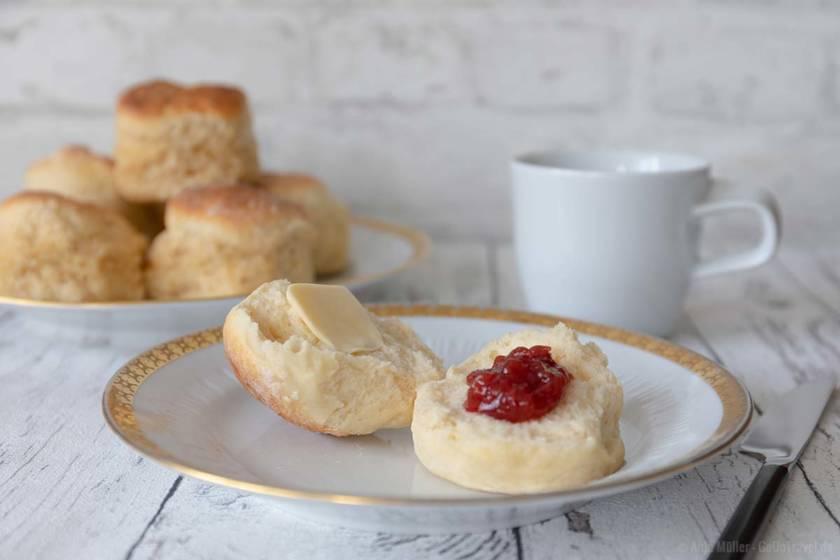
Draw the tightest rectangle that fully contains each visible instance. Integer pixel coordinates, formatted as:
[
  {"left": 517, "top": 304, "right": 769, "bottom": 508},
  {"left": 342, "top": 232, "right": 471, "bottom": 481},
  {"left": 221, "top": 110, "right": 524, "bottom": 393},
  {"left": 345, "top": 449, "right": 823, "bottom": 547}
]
[
  {"left": 314, "top": 13, "right": 470, "bottom": 104},
  {"left": 0, "top": 1, "right": 838, "bottom": 247},
  {"left": 650, "top": 29, "right": 824, "bottom": 121},
  {"left": 469, "top": 19, "right": 619, "bottom": 110}
]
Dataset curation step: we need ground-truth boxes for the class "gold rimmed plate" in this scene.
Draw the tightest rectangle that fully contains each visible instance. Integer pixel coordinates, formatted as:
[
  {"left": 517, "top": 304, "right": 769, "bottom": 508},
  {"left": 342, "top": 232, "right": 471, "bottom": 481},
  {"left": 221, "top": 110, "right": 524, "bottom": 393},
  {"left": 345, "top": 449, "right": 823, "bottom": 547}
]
[
  {"left": 103, "top": 305, "right": 752, "bottom": 534},
  {"left": 0, "top": 216, "right": 429, "bottom": 334}
]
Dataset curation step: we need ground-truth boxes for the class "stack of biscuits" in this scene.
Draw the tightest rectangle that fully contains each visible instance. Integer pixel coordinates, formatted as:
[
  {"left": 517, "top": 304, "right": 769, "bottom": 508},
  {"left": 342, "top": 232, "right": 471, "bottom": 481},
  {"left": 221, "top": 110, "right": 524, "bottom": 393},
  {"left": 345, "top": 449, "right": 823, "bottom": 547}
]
[{"left": 0, "top": 80, "right": 350, "bottom": 302}]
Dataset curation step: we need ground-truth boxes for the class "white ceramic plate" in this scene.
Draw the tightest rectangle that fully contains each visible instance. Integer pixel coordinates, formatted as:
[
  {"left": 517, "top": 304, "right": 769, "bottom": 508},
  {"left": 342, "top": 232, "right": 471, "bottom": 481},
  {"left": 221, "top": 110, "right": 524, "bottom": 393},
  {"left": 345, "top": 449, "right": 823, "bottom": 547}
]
[
  {"left": 103, "top": 306, "right": 752, "bottom": 534},
  {"left": 0, "top": 217, "right": 428, "bottom": 334}
]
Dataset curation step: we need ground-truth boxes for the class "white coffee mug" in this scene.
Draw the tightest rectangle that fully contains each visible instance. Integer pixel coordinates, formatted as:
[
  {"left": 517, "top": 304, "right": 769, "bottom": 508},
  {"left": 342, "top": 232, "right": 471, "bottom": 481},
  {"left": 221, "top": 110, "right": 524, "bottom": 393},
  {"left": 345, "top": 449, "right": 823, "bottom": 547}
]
[{"left": 512, "top": 150, "right": 781, "bottom": 336}]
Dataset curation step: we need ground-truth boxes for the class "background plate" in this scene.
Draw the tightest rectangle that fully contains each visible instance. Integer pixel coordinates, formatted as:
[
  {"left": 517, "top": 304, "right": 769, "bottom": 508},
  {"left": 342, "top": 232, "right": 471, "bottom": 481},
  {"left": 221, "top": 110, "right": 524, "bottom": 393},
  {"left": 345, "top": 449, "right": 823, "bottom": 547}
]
[{"left": 0, "top": 217, "right": 428, "bottom": 335}]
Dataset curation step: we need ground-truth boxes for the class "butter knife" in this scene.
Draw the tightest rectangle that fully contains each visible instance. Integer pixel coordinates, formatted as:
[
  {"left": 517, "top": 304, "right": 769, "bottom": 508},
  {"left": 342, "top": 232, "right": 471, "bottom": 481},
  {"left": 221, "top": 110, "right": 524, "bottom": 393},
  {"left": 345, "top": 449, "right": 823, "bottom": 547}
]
[{"left": 709, "top": 375, "right": 835, "bottom": 560}]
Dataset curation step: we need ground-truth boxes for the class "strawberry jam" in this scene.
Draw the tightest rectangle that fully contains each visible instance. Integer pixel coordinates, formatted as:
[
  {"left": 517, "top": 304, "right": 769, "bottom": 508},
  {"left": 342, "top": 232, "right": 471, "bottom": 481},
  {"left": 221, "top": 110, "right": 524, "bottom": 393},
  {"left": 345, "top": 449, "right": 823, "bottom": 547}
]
[{"left": 463, "top": 345, "right": 572, "bottom": 423}]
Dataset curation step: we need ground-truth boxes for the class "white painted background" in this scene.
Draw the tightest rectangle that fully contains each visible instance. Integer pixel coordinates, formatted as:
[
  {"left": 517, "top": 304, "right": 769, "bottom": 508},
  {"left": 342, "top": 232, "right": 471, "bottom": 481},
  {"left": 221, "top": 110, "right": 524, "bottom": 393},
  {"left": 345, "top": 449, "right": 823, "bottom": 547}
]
[{"left": 1, "top": 0, "right": 839, "bottom": 246}]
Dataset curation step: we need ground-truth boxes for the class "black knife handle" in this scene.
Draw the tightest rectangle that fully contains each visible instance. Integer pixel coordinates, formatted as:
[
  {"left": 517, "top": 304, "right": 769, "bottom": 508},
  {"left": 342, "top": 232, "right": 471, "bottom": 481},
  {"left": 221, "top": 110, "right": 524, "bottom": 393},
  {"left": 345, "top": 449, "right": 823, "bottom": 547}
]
[{"left": 708, "top": 464, "right": 790, "bottom": 560}]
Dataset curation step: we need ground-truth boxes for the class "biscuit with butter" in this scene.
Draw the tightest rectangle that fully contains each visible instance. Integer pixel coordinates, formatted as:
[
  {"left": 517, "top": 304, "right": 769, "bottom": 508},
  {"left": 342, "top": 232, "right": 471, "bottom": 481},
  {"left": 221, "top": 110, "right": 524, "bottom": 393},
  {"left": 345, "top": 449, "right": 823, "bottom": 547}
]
[
  {"left": 411, "top": 322, "right": 625, "bottom": 494},
  {"left": 223, "top": 280, "right": 444, "bottom": 436}
]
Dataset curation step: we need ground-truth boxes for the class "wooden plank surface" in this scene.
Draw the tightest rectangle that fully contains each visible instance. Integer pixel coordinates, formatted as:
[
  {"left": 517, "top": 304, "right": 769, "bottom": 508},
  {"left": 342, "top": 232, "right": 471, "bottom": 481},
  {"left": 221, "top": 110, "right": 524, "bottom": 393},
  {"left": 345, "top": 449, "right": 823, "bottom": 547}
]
[
  {"left": 0, "top": 316, "right": 180, "bottom": 558},
  {"left": 685, "top": 255, "right": 840, "bottom": 555},
  {"left": 0, "top": 242, "right": 838, "bottom": 559}
]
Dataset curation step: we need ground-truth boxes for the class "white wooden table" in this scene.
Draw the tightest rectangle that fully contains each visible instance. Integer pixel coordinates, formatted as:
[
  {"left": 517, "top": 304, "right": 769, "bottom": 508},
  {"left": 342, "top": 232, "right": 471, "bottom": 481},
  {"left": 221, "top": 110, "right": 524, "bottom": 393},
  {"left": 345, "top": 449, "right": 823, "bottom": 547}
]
[{"left": 1, "top": 242, "right": 838, "bottom": 559}]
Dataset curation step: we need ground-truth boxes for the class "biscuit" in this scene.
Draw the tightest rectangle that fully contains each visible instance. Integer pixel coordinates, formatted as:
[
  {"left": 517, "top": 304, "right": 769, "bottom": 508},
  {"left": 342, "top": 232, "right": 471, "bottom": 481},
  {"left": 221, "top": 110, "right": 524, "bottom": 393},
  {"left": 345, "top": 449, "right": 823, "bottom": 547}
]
[
  {"left": 0, "top": 192, "right": 147, "bottom": 302},
  {"left": 25, "top": 145, "right": 163, "bottom": 237},
  {"left": 259, "top": 173, "right": 350, "bottom": 275},
  {"left": 412, "top": 322, "right": 625, "bottom": 494},
  {"left": 146, "top": 184, "right": 315, "bottom": 299},
  {"left": 114, "top": 80, "right": 260, "bottom": 202},
  {"left": 223, "top": 280, "right": 444, "bottom": 436}
]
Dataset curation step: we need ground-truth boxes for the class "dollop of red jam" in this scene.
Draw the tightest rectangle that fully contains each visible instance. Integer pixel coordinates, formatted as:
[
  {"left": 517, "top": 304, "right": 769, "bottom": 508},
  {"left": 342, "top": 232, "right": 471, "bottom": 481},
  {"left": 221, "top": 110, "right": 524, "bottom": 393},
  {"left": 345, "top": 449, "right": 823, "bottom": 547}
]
[{"left": 463, "top": 345, "right": 572, "bottom": 423}]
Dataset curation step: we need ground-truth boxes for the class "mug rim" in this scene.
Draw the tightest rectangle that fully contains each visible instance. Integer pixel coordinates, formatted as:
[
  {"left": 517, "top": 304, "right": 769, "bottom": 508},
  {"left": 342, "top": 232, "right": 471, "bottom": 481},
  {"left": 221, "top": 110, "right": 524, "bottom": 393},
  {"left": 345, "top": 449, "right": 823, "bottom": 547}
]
[{"left": 513, "top": 149, "right": 711, "bottom": 176}]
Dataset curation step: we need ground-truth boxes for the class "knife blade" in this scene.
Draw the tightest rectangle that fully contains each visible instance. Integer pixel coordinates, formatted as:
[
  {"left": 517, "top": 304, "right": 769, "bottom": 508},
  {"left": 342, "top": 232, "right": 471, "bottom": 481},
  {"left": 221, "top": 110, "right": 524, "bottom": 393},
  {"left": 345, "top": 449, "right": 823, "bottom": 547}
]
[
  {"left": 740, "top": 375, "right": 835, "bottom": 465},
  {"left": 709, "top": 375, "right": 835, "bottom": 560}
]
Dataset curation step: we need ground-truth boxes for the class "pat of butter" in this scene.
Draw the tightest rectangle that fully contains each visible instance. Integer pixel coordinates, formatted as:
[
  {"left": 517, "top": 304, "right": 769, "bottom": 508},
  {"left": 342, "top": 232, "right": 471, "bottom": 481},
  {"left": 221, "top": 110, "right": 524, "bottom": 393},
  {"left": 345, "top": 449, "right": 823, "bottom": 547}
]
[{"left": 287, "top": 283, "right": 384, "bottom": 353}]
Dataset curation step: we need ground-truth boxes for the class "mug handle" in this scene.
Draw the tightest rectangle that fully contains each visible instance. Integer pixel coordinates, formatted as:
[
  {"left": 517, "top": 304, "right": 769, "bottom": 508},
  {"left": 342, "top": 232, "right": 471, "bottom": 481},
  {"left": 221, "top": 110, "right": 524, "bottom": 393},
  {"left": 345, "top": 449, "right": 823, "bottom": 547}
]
[{"left": 691, "top": 183, "right": 781, "bottom": 278}]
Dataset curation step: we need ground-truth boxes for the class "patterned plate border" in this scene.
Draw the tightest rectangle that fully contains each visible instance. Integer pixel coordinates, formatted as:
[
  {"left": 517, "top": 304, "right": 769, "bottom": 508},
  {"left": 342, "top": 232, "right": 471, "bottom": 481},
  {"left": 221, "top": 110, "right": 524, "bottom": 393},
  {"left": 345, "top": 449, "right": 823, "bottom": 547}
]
[
  {"left": 103, "top": 305, "right": 752, "bottom": 506},
  {"left": 0, "top": 215, "right": 429, "bottom": 309}
]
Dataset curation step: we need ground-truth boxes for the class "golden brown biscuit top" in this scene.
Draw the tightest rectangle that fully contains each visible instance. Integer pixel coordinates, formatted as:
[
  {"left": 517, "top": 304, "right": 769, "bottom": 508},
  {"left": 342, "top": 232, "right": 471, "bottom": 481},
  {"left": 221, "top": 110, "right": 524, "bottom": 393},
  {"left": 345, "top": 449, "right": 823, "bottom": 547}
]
[
  {"left": 0, "top": 191, "right": 148, "bottom": 268},
  {"left": 258, "top": 172, "right": 327, "bottom": 194},
  {"left": 28, "top": 145, "right": 114, "bottom": 172},
  {"left": 0, "top": 191, "right": 144, "bottom": 241},
  {"left": 2, "top": 190, "right": 107, "bottom": 215},
  {"left": 117, "top": 80, "right": 248, "bottom": 118},
  {"left": 167, "top": 184, "right": 307, "bottom": 227}
]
